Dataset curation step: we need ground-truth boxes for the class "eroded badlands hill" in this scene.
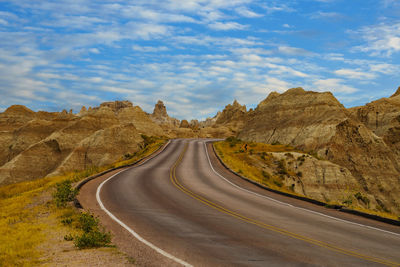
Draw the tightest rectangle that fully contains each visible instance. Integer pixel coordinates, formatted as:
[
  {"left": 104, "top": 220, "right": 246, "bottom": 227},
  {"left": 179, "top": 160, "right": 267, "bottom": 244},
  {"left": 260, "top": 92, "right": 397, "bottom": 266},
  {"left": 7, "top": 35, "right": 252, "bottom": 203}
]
[
  {"left": 1, "top": 87, "right": 400, "bottom": 216},
  {"left": 238, "top": 87, "right": 400, "bottom": 214},
  {"left": 0, "top": 100, "right": 234, "bottom": 185}
]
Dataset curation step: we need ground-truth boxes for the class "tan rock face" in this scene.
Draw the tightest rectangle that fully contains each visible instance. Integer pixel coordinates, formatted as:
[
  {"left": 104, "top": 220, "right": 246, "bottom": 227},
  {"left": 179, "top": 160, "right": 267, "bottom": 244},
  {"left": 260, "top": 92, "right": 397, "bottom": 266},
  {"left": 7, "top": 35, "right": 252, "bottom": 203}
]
[
  {"left": 239, "top": 88, "right": 347, "bottom": 150},
  {"left": 269, "top": 152, "right": 360, "bottom": 203},
  {"left": 51, "top": 124, "right": 143, "bottom": 176},
  {"left": 150, "top": 100, "right": 180, "bottom": 127},
  {"left": 0, "top": 100, "right": 166, "bottom": 185},
  {"left": 349, "top": 94, "right": 400, "bottom": 155},
  {"left": 239, "top": 87, "right": 400, "bottom": 214}
]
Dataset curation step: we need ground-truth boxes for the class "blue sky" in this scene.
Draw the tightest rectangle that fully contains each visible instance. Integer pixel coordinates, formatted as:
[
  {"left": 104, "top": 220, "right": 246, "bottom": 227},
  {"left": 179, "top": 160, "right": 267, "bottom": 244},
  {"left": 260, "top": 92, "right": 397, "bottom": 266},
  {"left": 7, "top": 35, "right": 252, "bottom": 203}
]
[{"left": 0, "top": 0, "right": 400, "bottom": 119}]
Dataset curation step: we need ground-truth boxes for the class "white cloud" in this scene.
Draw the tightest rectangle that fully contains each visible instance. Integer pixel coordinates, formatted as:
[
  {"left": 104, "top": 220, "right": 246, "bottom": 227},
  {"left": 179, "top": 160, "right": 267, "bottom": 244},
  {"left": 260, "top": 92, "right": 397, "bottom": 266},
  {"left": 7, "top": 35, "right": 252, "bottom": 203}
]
[
  {"left": 235, "top": 7, "right": 263, "bottom": 18},
  {"left": 313, "top": 78, "right": 358, "bottom": 93},
  {"left": 310, "top": 11, "right": 343, "bottom": 19},
  {"left": 263, "top": 77, "right": 291, "bottom": 92},
  {"left": 263, "top": 3, "right": 295, "bottom": 13},
  {"left": 334, "top": 69, "right": 377, "bottom": 80},
  {"left": 89, "top": 48, "right": 100, "bottom": 54},
  {"left": 208, "top": 21, "right": 248, "bottom": 30},
  {"left": 369, "top": 63, "right": 399, "bottom": 75},
  {"left": 352, "top": 22, "right": 400, "bottom": 56},
  {"left": 278, "top": 46, "right": 314, "bottom": 56},
  {"left": 132, "top": 45, "right": 169, "bottom": 52}
]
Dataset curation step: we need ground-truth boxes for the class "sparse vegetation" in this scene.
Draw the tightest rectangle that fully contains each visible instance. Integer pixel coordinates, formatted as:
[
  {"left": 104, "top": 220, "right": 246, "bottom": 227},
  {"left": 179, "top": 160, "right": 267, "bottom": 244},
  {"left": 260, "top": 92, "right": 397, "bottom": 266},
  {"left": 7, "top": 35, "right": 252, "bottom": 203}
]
[
  {"left": 74, "top": 212, "right": 111, "bottom": 249},
  {"left": 214, "top": 139, "right": 399, "bottom": 221},
  {"left": 214, "top": 140, "right": 298, "bottom": 193},
  {"left": 0, "top": 137, "right": 166, "bottom": 266},
  {"left": 354, "top": 192, "right": 370, "bottom": 206},
  {"left": 54, "top": 179, "right": 78, "bottom": 207}
]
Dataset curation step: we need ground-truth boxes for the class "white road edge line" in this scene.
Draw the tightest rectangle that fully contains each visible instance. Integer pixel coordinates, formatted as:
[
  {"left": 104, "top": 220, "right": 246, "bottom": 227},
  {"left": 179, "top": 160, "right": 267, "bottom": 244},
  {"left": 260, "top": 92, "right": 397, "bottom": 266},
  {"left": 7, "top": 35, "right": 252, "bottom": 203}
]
[
  {"left": 96, "top": 140, "right": 193, "bottom": 267},
  {"left": 203, "top": 141, "right": 400, "bottom": 238}
]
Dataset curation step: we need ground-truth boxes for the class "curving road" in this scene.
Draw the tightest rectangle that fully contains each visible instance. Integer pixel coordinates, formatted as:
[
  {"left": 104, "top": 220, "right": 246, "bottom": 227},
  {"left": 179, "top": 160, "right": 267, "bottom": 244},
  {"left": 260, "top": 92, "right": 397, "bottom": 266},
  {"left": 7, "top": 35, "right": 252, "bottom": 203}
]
[{"left": 81, "top": 139, "right": 400, "bottom": 266}]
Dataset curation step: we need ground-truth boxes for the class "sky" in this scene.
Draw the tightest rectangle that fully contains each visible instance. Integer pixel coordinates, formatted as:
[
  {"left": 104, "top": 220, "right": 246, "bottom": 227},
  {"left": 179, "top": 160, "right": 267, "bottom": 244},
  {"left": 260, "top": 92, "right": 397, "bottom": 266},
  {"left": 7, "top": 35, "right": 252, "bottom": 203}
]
[{"left": 0, "top": 0, "right": 400, "bottom": 120}]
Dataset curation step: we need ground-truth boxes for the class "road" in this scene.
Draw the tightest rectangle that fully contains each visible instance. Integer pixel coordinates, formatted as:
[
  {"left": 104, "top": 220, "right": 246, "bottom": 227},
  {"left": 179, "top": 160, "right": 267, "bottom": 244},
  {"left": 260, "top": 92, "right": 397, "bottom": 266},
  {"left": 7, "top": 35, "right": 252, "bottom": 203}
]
[{"left": 81, "top": 139, "right": 400, "bottom": 266}]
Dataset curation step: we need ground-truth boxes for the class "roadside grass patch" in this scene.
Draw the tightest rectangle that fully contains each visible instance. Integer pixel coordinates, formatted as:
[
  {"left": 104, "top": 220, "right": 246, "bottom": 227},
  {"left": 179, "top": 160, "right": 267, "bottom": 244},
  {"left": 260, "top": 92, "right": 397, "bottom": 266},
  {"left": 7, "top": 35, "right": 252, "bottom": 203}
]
[
  {"left": 214, "top": 139, "right": 399, "bottom": 221},
  {"left": 0, "top": 136, "right": 167, "bottom": 266}
]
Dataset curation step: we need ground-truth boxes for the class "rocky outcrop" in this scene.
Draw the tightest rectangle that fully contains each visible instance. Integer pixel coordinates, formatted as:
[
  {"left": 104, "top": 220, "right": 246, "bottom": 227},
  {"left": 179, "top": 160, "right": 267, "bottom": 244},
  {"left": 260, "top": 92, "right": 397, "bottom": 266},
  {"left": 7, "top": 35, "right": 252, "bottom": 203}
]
[
  {"left": 239, "top": 88, "right": 347, "bottom": 149},
  {"left": 348, "top": 92, "right": 400, "bottom": 156},
  {"left": 0, "top": 100, "right": 166, "bottom": 185},
  {"left": 239, "top": 87, "right": 400, "bottom": 214},
  {"left": 50, "top": 123, "right": 143, "bottom": 176},
  {"left": 266, "top": 152, "right": 360, "bottom": 204},
  {"left": 150, "top": 100, "right": 180, "bottom": 127}
]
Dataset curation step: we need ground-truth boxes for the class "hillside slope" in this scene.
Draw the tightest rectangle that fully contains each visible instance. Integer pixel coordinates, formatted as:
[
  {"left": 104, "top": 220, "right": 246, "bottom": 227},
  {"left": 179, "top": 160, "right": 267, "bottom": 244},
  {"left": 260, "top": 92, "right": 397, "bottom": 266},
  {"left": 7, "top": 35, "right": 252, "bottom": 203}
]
[{"left": 238, "top": 87, "right": 400, "bottom": 215}]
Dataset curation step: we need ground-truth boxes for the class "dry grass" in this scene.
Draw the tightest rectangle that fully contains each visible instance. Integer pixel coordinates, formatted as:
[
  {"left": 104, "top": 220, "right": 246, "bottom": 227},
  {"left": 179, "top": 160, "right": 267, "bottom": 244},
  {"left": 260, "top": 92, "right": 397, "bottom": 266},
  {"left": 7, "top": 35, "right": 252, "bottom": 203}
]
[
  {"left": 214, "top": 139, "right": 299, "bottom": 193},
  {"left": 0, "top": 137, "right": 166, "bottom": 266},
  {"left": 214, "top": 138, "right": 399, "bottom": 221}
]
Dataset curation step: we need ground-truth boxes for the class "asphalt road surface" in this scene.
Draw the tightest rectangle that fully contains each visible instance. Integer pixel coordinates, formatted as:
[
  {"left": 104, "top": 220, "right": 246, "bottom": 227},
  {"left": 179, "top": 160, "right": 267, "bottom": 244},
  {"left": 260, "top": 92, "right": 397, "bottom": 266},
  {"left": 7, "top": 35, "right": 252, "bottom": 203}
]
[{"left": 91, "top": 139, "right": 400, "bottom": 266}]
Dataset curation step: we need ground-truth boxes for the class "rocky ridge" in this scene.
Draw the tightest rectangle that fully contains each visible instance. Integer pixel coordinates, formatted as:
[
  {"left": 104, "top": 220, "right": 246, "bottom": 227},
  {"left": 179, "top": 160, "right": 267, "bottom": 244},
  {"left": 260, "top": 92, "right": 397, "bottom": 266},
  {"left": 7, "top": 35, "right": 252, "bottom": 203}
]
[
  {"left": 238, "top": 87, "right": 400, "bottom": 214},
  {"left": 0, "top": 100, "right": 236, "bottom": 184},
  {"left": 1, "top": 87, "right": 400, "bottom": 216}
]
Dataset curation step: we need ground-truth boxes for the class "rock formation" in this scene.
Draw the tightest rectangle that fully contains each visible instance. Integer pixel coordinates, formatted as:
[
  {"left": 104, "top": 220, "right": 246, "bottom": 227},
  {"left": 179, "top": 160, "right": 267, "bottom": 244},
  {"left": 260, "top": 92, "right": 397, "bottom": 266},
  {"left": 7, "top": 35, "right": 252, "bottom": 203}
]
[
  {"left": 0, "top": 100, "right": 166, "bottom": 184},
  {"left": 238, "top": 87, "right": 400, "bottom": 214},
  {"left": 150, "top": 100, "right": 180, "bottom": 127}
]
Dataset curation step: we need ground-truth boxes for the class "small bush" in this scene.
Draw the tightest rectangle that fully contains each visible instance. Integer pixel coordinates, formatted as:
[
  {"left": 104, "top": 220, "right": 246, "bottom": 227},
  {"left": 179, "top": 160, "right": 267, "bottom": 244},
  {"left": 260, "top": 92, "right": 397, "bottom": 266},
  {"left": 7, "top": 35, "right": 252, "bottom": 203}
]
[
  {"left": 226, "top": 136, "right": 241, "bottom": 147},
  {"left": 262, "top": 170, "right": 270, "bottom": 179},
  {"left": 61, "top": 217, "right": 73, "bottom": 225},
  {"left": 277, "top": 159, "right": 288, "bottom": 175},
  {"left": 343, "top": 198, "right": 352, "bottom": 205},
  {"left": 273, "top": 180, "right": 283, "bottom": 187},
  {"left": 354, "top": 192, "right": 370, "bottom": 206},
  {"left": 64, "top": 234, "right": 74, "bottom": 241},
  {"left": 74, "top": 231, "right": 111, "bottom": 249},
  {"left": 78, "top": 213, "right": 99, "bottom": 233},
  {"left": 53, "top": 180, "right": 78, "bottom": 207},
  {"left": 74, "top": 212, "right": 111, "bottom": 249},
  {"left": 296, "top": 171, "right": 303, "bottom": 177}
]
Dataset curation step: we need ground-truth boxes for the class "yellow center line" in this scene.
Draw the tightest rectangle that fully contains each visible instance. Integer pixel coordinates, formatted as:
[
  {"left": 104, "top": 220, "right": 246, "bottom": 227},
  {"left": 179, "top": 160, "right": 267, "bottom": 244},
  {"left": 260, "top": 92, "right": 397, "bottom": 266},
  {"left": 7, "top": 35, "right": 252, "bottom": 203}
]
[{"left": 170, "top": 143, "right": 400, "bottom": 267}]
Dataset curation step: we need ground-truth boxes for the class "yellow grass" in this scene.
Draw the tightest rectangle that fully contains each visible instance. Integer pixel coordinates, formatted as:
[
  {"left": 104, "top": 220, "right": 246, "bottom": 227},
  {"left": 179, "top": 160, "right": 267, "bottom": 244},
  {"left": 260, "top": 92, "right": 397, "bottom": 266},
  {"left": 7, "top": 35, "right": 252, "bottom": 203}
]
[
  {"left": 214, "top": 140, "right": 299, "bottom": 193},
  {"left": 214, "top": 139, "right": 399, "bottom": 221},
  {"left": 0, "top": 137, "right": 167, "bottom": 266}
]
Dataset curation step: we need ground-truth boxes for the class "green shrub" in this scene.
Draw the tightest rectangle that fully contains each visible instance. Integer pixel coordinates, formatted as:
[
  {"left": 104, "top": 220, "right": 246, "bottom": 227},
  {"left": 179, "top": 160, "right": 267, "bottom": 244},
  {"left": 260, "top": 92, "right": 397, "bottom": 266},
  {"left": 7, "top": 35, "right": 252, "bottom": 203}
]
[
  {"left": 277, "top": 159, "right": 288, "bottom": 175},
  {"left": 342, "top": 198, "right": 352, "bottom": 205},
  {"left": 74, "top": 231, "right": 111, "bottom": 249},
  {"left": 78, "top": 212, "right": 98, "bottom": 233},
  {"left": 64, "top": 234, "right": 74, "bottom": 241},
  {"left": 61, "top": 217, "right": 73, "bottom": 225},
  {"left": 273, "top": 180, "right": 283, "bottom": 187},
  {"left": 354, "top": 192, "right": 370, "bottom": 206},
  {"left": 74, "top": 212, "right": 111, "bottom": 249},
  {"left": 226, "top": 136, "right": 241, "bottom": 147},
  {"left": 53, "top": 180, "right": 78, "bottom": 207},
  {"left": 296, "top": 171, "right": 303, "bottom": 177}
]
